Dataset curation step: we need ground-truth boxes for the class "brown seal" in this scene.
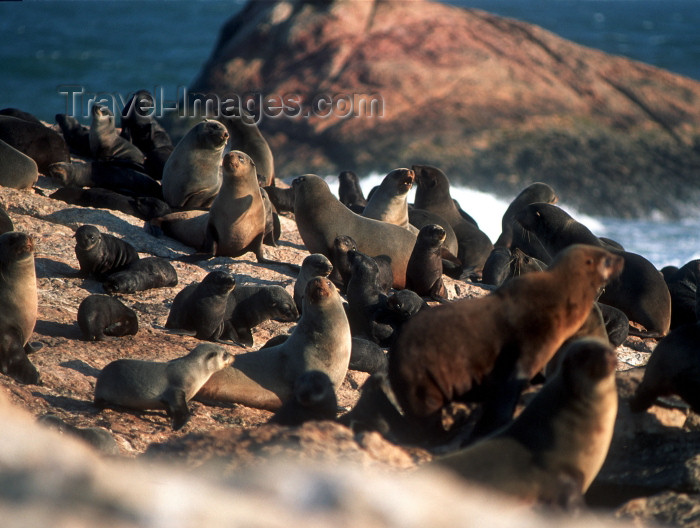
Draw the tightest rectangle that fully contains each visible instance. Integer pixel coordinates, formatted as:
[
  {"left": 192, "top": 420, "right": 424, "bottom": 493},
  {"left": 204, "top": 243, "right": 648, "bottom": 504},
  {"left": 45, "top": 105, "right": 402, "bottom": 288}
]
[
  {"left": 161, "top": 119, "right": 228, "bottom": 209},
  {"left": 432, "top": 338, "right": 618, "bottom": 508},
  {"left": 219, "top": 110, "right": 275, "bottom": 186},
  {"left": 154, "top": 151, "right": 278, "bottom": 264},
  {"left": 292, "top": 174, "right": 417, "bottom": 289},
  {"left": 406, "top": 224, "right": 447, "bottom": 300},
  {"left": 0, "top": 115, "right": 70, "bottom": 173},
  {"left": 294, "top": 253, "right": 333, "bottom": 313},
  {"left": 630, "top": 319, "right": 700, "bottom": 414},
  {"left": 77, "top": 294, "right": 138, "bottom": 341},
  {"left": 195, "top": 277, "right": 351, "bottom": 410},
  {"left": 412, "top": 164, "right": 493, "bottom": 277},
  {"left": 0, "top": 139, "right": 38, "bottom": 189},
  {"left": 0, "top": 232, "right": 40, "bottom": 384},
  {"left": 516, "top": 202, "right": 671, "bottom": 336},
  {"left": 495, "top": 182, "right": 558, "bottom": 248},
  {"left": 88, "top": 104, "right": 145, "bottom": 165},
  {"left": 389, "top": 244, "right": 623, "bottom": 438},
  {"left": 362, "top": 168, "right": 418, "bottom": 233},
  {"left": 338, "top": 170, "right": 367, "bottom": 212},
  {"left": 94, "top": 343, "right": 234, "bottom": 430}
]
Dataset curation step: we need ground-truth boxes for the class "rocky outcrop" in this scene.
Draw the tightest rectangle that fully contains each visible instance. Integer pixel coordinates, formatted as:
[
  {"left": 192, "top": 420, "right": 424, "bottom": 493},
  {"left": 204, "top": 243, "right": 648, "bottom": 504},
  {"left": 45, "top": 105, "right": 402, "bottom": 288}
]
[{"left": 189, "top": 0, "right": 700, "bottom": 218}]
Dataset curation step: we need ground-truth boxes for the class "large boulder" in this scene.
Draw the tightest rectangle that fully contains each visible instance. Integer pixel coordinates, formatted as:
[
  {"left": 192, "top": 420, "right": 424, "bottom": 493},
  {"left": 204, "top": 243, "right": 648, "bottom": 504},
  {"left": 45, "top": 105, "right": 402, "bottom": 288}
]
[{"left": 189, "top": 0, "right": 700, "bottom": 218}]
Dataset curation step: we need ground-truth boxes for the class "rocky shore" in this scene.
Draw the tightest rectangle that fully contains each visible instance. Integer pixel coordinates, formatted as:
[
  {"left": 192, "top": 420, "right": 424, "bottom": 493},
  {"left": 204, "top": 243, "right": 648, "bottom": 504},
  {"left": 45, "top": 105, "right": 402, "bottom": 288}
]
[{"left": 1, "top": 176, "right": 699, "bottom": 526}]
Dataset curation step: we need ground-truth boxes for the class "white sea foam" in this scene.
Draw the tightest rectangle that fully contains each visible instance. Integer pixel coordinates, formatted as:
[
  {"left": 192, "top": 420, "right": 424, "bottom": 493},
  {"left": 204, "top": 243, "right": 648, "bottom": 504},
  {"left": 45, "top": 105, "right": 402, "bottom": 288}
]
[{"left": 324, "top": 171, "right": 700, "bottom": 270}]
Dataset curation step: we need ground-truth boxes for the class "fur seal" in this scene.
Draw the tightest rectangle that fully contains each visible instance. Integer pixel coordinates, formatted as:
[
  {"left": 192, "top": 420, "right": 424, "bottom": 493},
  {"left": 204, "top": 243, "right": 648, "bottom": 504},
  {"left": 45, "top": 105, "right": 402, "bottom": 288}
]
[
  {"left": 120, "top": 90, "right": 174, "bottom": 180},
  {"left": 38, "top": 414, "right": 119, "bottom": 455},
  {"left": 389, "top": 244, "right": 623, "bottom": 438},
  {"left": 0, "top": 108, "right": 43, "bottom": 125},
  {"left": 630, "top": 319, "right": 700, "bottom": 414},
  {"left": 94, "top": 343, "right": 234, "bottom": 430},
  {"left": 338, "top": 170, "right": 367, "bottom": 212},
  {"left": 195, "top": 277, "right": 351, "bottom": 410},
  {"left": 161, "top": 119, "right": 228, "bottom": 209},
  {"left": 408, "top": 207, "right": 459, "bottom": 257},
  {"left": 165, "top": 271, "right": 236, "bottom": 341},
  {"left": 77, "top": 294, "right": 138, "bottom": 341},
  {"left": 0, "top": 139, "right": 38, "bottom": 189},
  {"left": 330, "top": 235, "right": 393, "bottom": 294},
  {"left": 219, "top": 110, "right": 275, "bottom": 186},
  {"left": 362, "top": 168, "right": 417, "bottom": 233},
  {"left": 154, "top": 151, "right": 279, "bottom": 264},
  {"left": 102, "top": 257, "right": 178, "bottom": 295},
  {"left": 89, "top": 104, "right": 145, "bottom": 165},
  {"left": 294, "top": 253, "right": 333, "bottom": 313},
  {"left": 55, "top": 113, "right": 92, "bottom": 157},
  {"left": 406, "top": 224, "right": 447, "bottom": 299},
  {"left": 48, "top": 160, "right": 163, "bottom": 199},
  {"left": 516, "top": 202, "right": 671, "bottom": 336},
  {"left": 345, "top": 251, "right": 393, "bottom": 344},
  {"left": 269, "top": 370, "right": 338, "bottom": 426},
  {"left": 0, "top": 204, "right": 13, "bottom": 235},
  {"left": 74, "top": 225, "right": 140, "bottom": 280},
  {"left": 263, "top": 184, "right": 295, "bottom": 214},
  {"left": 293, "top": 175, "right": 416, "bottom": 289},
  {"left": 482, "top": 247, "right": 547, "bottom": 287},
  {"left": 50, "top": 187, "right": 171, "bottom": 221},
  {"left": 0, "top": 232, "right": 41, "bottom": 385},
  {"left": 223, "top": 284, "right": 299, "bottom": 347},
  {"left": 495, "top": 182, "right": 558, "bottom": 248},
  {"left": 433, "top": 338, "right": 618, "bottom": 508},
  {"left": 412, "top": 164, "right": 493, "bottom": 277},
  {"left": 663, "top": 259, "right": 700, "bottom": 329},
  {"left": 0, "top": 115, "right": 70, "bottom": 172}
]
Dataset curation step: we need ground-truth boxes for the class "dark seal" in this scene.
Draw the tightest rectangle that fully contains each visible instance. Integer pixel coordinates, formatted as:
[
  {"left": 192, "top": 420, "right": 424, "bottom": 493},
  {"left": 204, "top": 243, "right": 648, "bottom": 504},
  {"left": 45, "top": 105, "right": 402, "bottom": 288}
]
[
  {"left": 77, "top": 294, "right": 138, "bottom": 341},
  {"left": 74, "top": 225, "right": 140, "bottom": 280}
]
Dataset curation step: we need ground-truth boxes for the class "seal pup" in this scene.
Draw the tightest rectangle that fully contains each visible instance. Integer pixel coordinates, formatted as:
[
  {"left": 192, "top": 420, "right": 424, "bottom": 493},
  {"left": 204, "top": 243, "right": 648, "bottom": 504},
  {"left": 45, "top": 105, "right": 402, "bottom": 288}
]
[
  {"left": 516, "top": 202, "right": 671, "bottom": 336},
  {"left": 161, "top": 119, "right": 228, "bottom": 210},
  {"left": 345, "top": 251, "right": 393, "bottom": 345},
  {"left": 219, "top": 109, "right": 275, "bottom": 186},
  {"left": 412, "top": 164, "right": 493, "bottom": 277},
  {"left": 94, "top": 343, "right": 234, "bottom": 430},
  {"left": 165, "top": 271, "right": 236, "bottom": 341},
  {"left": 482, "top": 247, "right": 547, "bottom": 287},
  {"left": 55, "top": 113, "right": 92, "bottom": 157},
  {"left": 389, "top": 244, "right": 623, "bottom": 439},
  {"left": 77, "top": 294, "right": 138, "bottom": 341},
  {"left": 0, "top": 115, "right": 70, "bottom": 172},
  {"left": 0, "top": 232, "right": 40, "bottom": 384},
  {"left": 630, "top": 315, "right": 700, "bottom": 414},
  {"left": 663, "top": 259, "right": 700, "bottom": 329},
  {"left": 38, "top": 414, "right": 119, "bottom": 455},
  {"left": 89, "top": 104, "right": 145, "bottom": 165},
  {"left": 50, "top": 187, "right": 172, "bottom": 221},
  {"left": 223, "top": 284, "right": 299, "bottom": 347},
  {"left": 338, "top": 170, "right": 367, "bottom": 213},
  {"left": 495, "top": 182, "right": 558, "bottom": 248},
  {"left": 0, "top": 139, "right": 38, "bottom": 189},
  {"left": 0, "top": 203, "right": 13, "bottom": 235},
  {"left": 48, "top": 160, "right": 163, "bottom": 199},
  {"left": 154, "top": 151, "right": 284, "bottom": 265},
  {"left": 294, "top": 253, "right": 333, "bottom": 313},
  {"left": 433, "top": 338, "right": 618, "bottom": 508},
  {"left": 102, "top": 257, "right": 178, "bottom": 294},
  {"left": 406, "top": 224, "right": 447, "bottom": 300},
  {"left": 196, "top": 277, "right": 351, "bottom": 410},
  {"left": 330, "top": 235, "right": 393, "bottom": 294},
  {"left": 293, "top": 175, "right": 417, "bottom": 289},
  {"left": 362, "top": 168, "right": 418, "bottom": 233},
  {"left": 269, "top": 370, "right": 338, "bottom": 426},
  {"left": 74, "top": 225, "right": 140, "bottom": 280}
]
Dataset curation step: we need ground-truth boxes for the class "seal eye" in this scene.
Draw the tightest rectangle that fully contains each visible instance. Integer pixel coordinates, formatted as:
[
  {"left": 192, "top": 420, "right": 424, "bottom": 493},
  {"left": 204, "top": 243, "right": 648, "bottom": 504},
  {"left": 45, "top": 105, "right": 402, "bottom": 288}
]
[{"left": 586, "top": 258, "right": 593, "bottom": 265}]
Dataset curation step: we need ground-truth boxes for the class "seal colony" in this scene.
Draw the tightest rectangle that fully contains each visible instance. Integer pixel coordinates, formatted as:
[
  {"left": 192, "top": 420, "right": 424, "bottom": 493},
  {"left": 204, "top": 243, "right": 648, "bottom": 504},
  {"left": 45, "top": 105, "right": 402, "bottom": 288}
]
[{"left": 0, "top": 93, "right": 688, "bottom": 518}]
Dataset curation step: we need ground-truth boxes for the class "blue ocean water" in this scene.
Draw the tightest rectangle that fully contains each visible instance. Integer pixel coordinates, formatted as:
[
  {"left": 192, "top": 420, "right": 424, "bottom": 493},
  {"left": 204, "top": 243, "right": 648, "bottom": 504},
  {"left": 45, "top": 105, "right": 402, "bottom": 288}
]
[{"left": 1, "top": 0, "right": 699, "bottom": 267}]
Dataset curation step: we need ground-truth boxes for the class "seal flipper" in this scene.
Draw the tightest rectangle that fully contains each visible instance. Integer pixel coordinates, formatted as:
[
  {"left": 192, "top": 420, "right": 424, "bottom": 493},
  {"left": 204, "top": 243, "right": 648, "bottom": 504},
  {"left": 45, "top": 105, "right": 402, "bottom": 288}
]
[
  {"left": 0, "top": 326, "right": 40, "bottom": 385},
  {"left": 162, "top": 388, "right": 190, "bottom": 430}
]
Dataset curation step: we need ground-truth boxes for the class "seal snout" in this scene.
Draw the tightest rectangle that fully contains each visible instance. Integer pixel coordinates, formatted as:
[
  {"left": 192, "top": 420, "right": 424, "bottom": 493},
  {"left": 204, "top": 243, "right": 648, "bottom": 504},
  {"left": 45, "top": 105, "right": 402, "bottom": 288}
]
[{"left": 306, "top": 276, "right": 333, "bottom": 302}]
